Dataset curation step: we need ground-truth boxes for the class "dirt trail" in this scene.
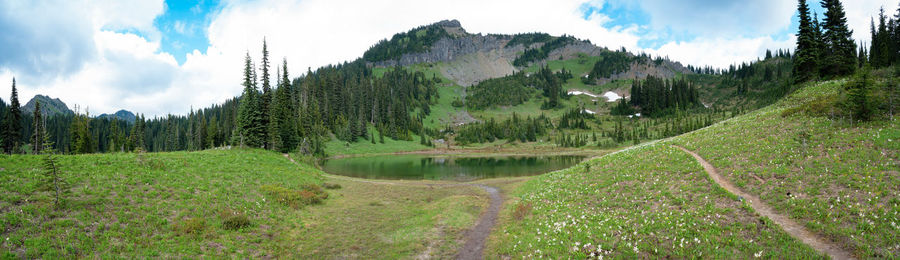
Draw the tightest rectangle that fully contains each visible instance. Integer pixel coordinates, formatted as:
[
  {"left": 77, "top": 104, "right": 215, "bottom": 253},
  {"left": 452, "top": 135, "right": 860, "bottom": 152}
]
[
  {"left": 673, "top": 146, "right": 855, "bottom": 260},
  {"left": 283, "top": 154, "right": 503, "bottom": 260}
]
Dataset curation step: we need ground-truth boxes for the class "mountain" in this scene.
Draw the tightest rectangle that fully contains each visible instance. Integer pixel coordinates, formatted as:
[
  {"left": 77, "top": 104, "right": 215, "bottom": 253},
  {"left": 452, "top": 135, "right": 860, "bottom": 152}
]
[
  {"left": 22, "top": 95, "right": 73, "bottom": 117},
  {"left": 98, "top": 109, "right": 136, "bottom": 123},
  {"left": 363, "top": 19, "right": 690, "bottom": 87}
]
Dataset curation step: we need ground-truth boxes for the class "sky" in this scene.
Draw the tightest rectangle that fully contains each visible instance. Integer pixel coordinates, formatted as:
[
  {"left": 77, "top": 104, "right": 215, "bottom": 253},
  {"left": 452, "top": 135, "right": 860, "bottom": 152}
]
[{"left": 0, "top": 0, "right": 896, "bottom": 117}]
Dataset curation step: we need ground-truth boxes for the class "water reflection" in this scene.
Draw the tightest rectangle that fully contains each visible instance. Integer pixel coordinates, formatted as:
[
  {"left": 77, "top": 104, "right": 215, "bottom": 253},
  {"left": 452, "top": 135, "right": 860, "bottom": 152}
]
[{"left": 322, "top": 154, "right": 584, "bottom": 181}]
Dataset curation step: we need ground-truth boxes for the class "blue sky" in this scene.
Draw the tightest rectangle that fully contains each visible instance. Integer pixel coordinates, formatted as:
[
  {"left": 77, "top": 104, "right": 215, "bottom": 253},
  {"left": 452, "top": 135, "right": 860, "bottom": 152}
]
[
  {"left": 153, "top": 0, "right": 220, "bottom": 64},
  {"left": 0, "top": 0, "right": 893, "bottom": 117}
]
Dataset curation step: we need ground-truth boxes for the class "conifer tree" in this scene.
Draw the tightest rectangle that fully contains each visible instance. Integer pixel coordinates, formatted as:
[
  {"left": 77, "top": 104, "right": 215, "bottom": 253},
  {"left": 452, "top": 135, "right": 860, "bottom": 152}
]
[
  {"left": 238, "top": 52, "right": 265, "bottom": 148},
  {"left": 260, "top": 39, "right": 272, "bottom": 149},
  {"left": 794, "top": 0, "right": 819, "bottom": 83},
  {"left": 31, "top": 101, "right": 44, "bottom": 154},
  {"left": 3, "top": 78, "right": 22, "bottom": 154},
  {"left": 819, "top": 0, "right": 857, "bottom": 77}
]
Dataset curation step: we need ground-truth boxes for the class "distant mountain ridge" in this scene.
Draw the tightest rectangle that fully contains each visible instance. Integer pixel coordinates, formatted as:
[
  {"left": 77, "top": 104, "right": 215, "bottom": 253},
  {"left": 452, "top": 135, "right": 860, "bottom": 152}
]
[
  {"left": 23, "top": 95, "right": 73, "bottom": 117},
  {"left": 364, "top": 19, "right": 690, "bottom": 86},
  {"left": 98, "top": 110, "right": 136, "bottom": 123}
]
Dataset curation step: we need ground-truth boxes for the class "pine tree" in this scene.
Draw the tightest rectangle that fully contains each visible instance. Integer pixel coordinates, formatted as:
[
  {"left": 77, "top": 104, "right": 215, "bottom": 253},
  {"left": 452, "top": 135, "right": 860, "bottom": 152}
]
[
  {"left": 31, "top": 101, "right": 44, "bottom": 154},
  {"left": 819, "top": 0, "right": 857, "bottom": 78},
  {"left": 260, "top": 39, "right": 272, "bottom": 150},
  {"left": 794, "top": 0, "right": 819, "bottom": 83},
  {"left": 3, "top": 78, "right": 22, "bottom": 154},
  {"left": 237, "top": 52, "right": 265, "bottom": 148}
]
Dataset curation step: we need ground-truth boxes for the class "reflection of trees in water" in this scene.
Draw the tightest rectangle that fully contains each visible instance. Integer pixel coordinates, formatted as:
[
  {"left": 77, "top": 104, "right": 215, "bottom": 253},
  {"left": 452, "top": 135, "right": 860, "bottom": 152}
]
[{"left": 326, "top": 155, "right": 585, "bottom": 181}]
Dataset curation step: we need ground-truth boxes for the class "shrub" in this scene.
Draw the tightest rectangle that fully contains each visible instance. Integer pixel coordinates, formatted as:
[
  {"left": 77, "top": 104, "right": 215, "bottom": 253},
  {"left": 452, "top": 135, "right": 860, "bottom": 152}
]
[
  {"left": 220, "top": 209, "right": 251, "bottom": 230},
  {"left": 261, "top": 184, "right": 329, "bottom": 209},
  {"left": 322, "top": 183, "right": 342, "bottom": 189},
  {"left": 512, "top": 202, "right": 533, "bottom": 221},
  {"left": 176, "top": 217, "right": 206, "bottom": 235}
]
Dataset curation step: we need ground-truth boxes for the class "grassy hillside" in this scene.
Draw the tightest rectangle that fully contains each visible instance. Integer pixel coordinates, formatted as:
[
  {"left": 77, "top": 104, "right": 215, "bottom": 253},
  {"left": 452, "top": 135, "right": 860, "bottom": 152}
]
[
  {"left": 0, "top": 149, "right": 490, "bottom": 258},
  {"left": 0, "top": 149, "right": 323, "bottom": 258},
  {"left": 489, "top": 79, "right": 899, "bottom": 258},
  {"left": 672, "top": 80, "right": 899, "bottom": 257}
]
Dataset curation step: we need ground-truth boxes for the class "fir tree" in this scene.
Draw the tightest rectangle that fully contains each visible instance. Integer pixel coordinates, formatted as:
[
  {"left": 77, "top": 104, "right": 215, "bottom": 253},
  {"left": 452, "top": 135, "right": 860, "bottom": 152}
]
[
  {"left": 237, "top": 52, "right": 265, "bottom": 148},
  {"left": 3, "top": 78, "right": 22, "bottom": 154},
  {"left": 31, "top": 101, "right": 44, "bottom": 154},
  {"left": 819, "top": 0, "right": 857, "bottom": 78},
  {"left": 794, "top": 0, "right": 819, "bottom": 83},
  {"left": 260, "top": 39, "right": 272, "bottom": 149}
]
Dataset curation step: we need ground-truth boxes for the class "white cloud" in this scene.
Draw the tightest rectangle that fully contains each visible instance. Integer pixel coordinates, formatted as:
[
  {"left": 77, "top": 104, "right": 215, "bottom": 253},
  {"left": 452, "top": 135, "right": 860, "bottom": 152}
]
[
  {"left": 650, "top": 34, "right": 797, "bottom": 68},
  {"left": 843, "top": 0, "right": 900, "bottom": 45},
  {"left": 0, "top": 0, "right": 895, "bottom": 118},
  {"left": 635, "top": 0, "right": 796, "bottom": 37}
]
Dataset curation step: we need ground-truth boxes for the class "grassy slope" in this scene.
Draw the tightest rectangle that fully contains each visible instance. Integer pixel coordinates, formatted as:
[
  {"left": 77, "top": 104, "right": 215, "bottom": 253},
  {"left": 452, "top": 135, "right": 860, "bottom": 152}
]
[
  {"left": 0, "top": 149, "right": 484, "bottom": 258},
  {"left": 0, "top": 149, "right": 320, "bottom": 258},
  {"left": 290, "top": 177, "right": 484, "bottom": 259},
  {"left": 490, "top": 79, "right": 899, "bottom": 258},
  {"left": 672, "top": 80, "right": 900, "bottom": 257}
]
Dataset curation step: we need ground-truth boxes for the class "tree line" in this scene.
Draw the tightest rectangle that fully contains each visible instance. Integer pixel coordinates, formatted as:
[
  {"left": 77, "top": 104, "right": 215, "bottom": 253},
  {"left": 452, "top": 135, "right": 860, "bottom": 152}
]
[
  {"left": 612, "top": 76, "right": 701, "bottom": 117},
  {"left": 1, "top": 40, "right": 439, "bottom": 155}
]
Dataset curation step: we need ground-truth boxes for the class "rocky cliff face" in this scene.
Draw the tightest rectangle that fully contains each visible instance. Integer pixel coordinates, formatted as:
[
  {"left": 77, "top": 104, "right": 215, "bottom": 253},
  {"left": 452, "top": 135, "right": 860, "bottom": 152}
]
[
  {"left": 23, "top": 95, "right": 73, "bottom": 117},
  {"left": 369, "top": 20, "right": 691, "bottom": 86}
]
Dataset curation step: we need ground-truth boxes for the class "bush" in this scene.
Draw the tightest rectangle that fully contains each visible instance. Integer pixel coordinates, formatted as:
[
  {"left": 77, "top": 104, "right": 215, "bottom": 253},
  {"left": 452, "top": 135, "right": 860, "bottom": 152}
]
[
  {"left": 512, "top": 202, "right": 533, "bottom": 221},
  {"left": 175, "top": 217, "right": 206, "bottom": 235},
  {"left": 323, "top": 183, "right": 342, "bottom": 189},
  {"left": 844, "top": 69, "right": 878, "bottom": 122},
  {"left": 261, "top": 184, "right": 329, "bottom": 209},
  {"left": 220, "top": 209, "right": 251, "bottom": 230}
]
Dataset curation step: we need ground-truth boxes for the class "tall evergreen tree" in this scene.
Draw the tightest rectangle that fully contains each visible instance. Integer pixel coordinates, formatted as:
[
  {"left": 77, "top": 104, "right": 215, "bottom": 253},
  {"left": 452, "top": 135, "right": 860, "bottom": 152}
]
[
  {"left": 3, "top": 78, "right": 22, "bottom": 154},
  {"left": 31, "top": 101, "right": 44, "bottom": 154},
  {"left": 819, "top": 0, "right": 857, "bottom": 77},
  {"left": 794, "top": 0, "right": 819, "bottom": 83},
  {"left": 869, "top": 8, "right": 893, "bottom": 67},
  {"left": 237, "top": 52, "right": 265, "bottom": 148},
  {"left": 260, "top": 39, "right": 272, "bottom": 149}
]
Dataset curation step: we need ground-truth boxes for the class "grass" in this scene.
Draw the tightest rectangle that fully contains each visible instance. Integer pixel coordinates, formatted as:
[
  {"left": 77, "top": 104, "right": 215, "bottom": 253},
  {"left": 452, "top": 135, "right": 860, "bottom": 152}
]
[
  {"left": 0, "top": 148, "right": 495, "bottom": 258},
  {"left": 423, "top": 84, "right": 467, "bottom": 129},
  {"left": 324, "top": 127, "right": 431, "bottom": 157},
  {"left": 288, "top": 176, "right": 486, "bottom": 259},
  {"left": 0, "top": 149, "right": 323, "bottom": 258},
  {"left": 489, "top": 78, "right": 899, "bottom": 259},
  {"left": 488, "top": 144, "right": 821, "bottom": 258},
  {"left": 671, "top": 80, "right": 900, "bottom": 258}
]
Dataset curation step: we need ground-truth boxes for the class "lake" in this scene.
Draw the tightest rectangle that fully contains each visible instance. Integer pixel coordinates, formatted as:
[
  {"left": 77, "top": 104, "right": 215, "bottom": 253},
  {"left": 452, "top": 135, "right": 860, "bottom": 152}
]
[{"left": 321, "top": 154, "right": 585, "bottom": 181}]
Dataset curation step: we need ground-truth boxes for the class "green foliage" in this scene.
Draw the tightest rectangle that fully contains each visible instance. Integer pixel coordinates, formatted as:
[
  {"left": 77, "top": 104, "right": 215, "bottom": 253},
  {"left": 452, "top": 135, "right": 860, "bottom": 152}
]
[
  {"left": 844, "top": 69, "right": 878, "bottom": 121},
  {"left": 175, "top": 217, "right": 207, "bottom": 235},
  {"left": 219, "top": 209, "right": 251, "bottom": 230},
  {"left": 588, "top": 49, "right": 636, "bottom": 80},
  {"left": 454, "top": 113, "right": 551, "bottom": 144},
  {"left": 238, "top": 52, "right": 266, "bottom": 148},
  {"left": 3, "top": 78, "right": 22, "bottom": 154},
  {"left": 363, "top": 24, "right": 450, "bottom": 62},
  {"left": 628, "top": 76, "right": 701, "bottom": 117},
  {"left": 466, "top": 67, "right": 568, "bottom": 110},
  {"left": 465, "top": 71, "right": 534, "bottom": 109},
  {"left": 493, "top": 144, "right": 820, "bottom": 258},
  {"left": 512, "top": 35, "right": 577, "bottom": 67},
  {"left": 793, "top": 0, "right": 820, "bottom": 83},
  {"left": 505, "top": 33, "right": 552, "bottom": 48},
  {"left": 260, "top": 184, "right": 329, "bottom": 209},
  {"left": 819, "top": 0, "right": 857, "bottom": 78}
]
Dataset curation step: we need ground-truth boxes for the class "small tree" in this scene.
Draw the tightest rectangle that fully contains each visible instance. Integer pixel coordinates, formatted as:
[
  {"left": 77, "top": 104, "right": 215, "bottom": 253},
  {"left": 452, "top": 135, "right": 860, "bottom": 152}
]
[
  {"left": 40, "top": 129, "right": 64, "bottom": 207},
  {"left": 845, "top": 69, "right": 877, "bottom": 122}
]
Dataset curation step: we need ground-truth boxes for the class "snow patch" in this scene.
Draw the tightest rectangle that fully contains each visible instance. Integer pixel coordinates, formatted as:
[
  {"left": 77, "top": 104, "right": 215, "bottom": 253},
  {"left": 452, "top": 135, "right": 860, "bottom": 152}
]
[
  {"left": 603, "top": 91, "right": 622, "bottom": 102},
  {"left": 567, "top": 90, "right": 600, "bottom": 98},
  {"left": 582, "top": 109, "right": 596, "bottom": 115}
]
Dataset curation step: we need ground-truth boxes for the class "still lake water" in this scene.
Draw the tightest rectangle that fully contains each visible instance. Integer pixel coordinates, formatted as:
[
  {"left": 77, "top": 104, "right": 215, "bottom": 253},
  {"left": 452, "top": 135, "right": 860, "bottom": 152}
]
[{"left": 321, "top": 154, "right": 585, "bottom": 181}]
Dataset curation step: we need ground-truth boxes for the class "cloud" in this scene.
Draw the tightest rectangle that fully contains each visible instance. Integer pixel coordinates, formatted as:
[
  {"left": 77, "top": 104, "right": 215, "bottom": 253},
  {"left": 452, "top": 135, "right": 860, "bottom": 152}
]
[
  {"left": 634, "top": 0, "right": 796, "bottom": 38},
  {"left": 0, "top": 1, "right": 96, "bottom": 82},
  {"left": 0, "top": 0, "right": 895, "bottom": 118}
]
